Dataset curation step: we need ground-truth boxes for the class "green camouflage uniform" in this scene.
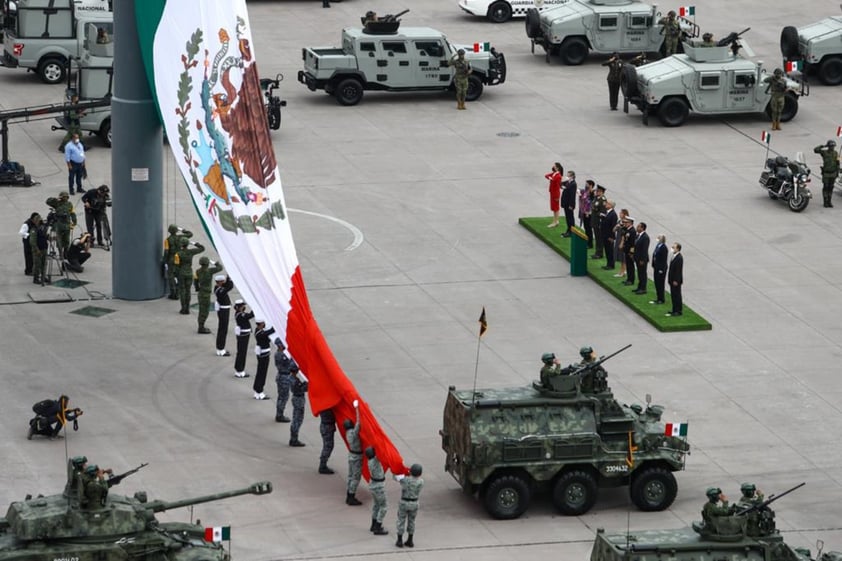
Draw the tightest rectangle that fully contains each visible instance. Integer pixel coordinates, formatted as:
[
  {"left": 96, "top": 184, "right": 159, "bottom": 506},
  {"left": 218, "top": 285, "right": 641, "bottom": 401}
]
[
  {"left": 766, "top": 74, "right": 787, "bottom": 124},
  {"left": 346, "top": 407, "right": 362, "bottom": 495},
  {"left": 396, "top": 474, "right": 424, "bottom": 536},
  {"left": 194, "top": 259, "right": 223, "bottom": 331},
  {"left": 540, "top": 363, "right": 562, "bottom": 388},
  {"left": 59, "top": 103, "right": 84, "bottom": 150},
  {"left": 814, "top": 144, "right": 840, "bottom": 207},
  {"left": 702, "top": 499, "right": 731, "bottom": 527},
  {"left": 450, "top": 54, "right": 472, "bottom": 105},
  {"left": 659, "top": 16, "right": 681, "bottom": 56},
  {"left": 368, "top": 455, "right": 387, "bottom": 526},
  {"left": 49, "top": 196, "right": 76, "bottom": 257},
  {"left": 83, "top": 475, "right": 108, "bottom": 509},
  {"left": 162, "top": 227, "right": 192, "bottom": 298},
  {"left": 738, "top": 491, "right": 765, "bottom": 536},
  {"left": 174, "top": 241, "right": 205, "bottom": 314}
]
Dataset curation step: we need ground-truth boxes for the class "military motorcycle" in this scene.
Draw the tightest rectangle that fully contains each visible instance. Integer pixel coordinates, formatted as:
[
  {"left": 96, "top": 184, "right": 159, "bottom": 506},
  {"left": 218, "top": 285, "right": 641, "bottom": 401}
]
[
  {"left": 759, "top": 152, "right": 812, "bottom": 212},
  {"left": 260, "top": 73, "right": 286, "bottom": 130}
]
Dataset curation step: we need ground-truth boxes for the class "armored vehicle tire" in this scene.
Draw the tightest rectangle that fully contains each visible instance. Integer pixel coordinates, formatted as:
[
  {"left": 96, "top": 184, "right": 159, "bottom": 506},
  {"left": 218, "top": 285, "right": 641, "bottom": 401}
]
[
  {"left": 766, "top": 92, "right": 798, "bottom": 122},
  {"left": 788, "top": 191, "right": 809, "bottom": 212},
  {"left": 552, "top": 471, "right": 598, "bottom": 516},
  {"left": 38, "top": 57, "right": 66, "bottom": 84},
  {"left": 818, "top": 56, "right": 842, "bottom": 86},
  {"left": 488, "top": 1, "right": 513, "bottom": 23},
  {"left": 630, "top": 467, "right": 677, "bottom": 511},
  {"left": 465, "top": 75, "right": 484, "bottom": 101},
  {"left": 483, "top": 474, "right": 531, "bottom": 519},
  {"left": 560, "top": 37, "right": 589, "bottom": 66},
  {"left": 100, "top": 119, "right": 112, "bottom": 148},
  {"left": 780, "top": 26, "right": 800, "bottom": 60},
  {"left": 335, "top": 78, "right": 364, "bottom": 106},
  {"left": 525, "top": 8, "right": 542, "bottom": 39},
  {"left": 620, "top": 64, "right": 638, "bottom": 97},
  {"left": 657, "top": 97, "right": 689, "bottom": 127}
]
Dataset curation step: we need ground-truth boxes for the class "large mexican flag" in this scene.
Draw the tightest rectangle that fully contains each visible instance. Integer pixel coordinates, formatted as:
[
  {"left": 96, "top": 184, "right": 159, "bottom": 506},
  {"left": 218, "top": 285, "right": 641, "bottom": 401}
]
[{"left": 135, "top": 0, "right": 406, "bottom": 477}]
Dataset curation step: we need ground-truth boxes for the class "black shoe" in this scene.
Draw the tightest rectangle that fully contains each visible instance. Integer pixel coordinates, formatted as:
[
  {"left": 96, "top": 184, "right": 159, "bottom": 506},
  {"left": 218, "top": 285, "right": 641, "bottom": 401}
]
[
  {"left": 601, "top": 266, "right": 614, "bottom": 270},
  {"left": 289, "top": 439, "right": 306, "bottom": 447},
  {"left": 69, "top": 190, "right": 75, "bottom": 195},
  {"left": 319, "top": 464, "right": 335, "bottom": 474},
  {"left": 396, "top": 535, "right": 404, "bottom": 548},
  {"left": 370, "top": 519, "right": 377, "bottom": 533},
  {"left": 405, "top": 534, "right": 414, "bottom": 547},
  {"left": 373, "top": 522, "right": 389, "bottom": 536},
  {"left": 179, "top": 310, "right": 189, "bottom": 315},
  {"left": 649, "top": 300, "right": 664, "bottom": 305},
  {"left": 346, "top": 493, "right": 362, "bottom": 506},
  {"left": 561, "top": 232, "right": 571, "bottom": 238},
  {"left": 198, "top": 327, "right": 211, "bottom": 334},
  {"left": 666, "top": 312, "right": 682, "bottom": 317},
  {"left": 77, "top": 188, "right": 86, "bottom": 193},
  {"left": 275, "top": 415, "right": 290, "bottom": 423},
  {"left": 168, "top": 294, "right": 179, "bottom": 300}
]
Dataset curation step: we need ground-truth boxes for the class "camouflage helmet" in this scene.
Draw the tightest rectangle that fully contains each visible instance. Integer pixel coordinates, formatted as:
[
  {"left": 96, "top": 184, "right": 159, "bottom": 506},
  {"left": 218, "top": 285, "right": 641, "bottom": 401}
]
[
  {"left": 364, "top": 446, "right": 375, "bottom": 459},
  {"left": 85, "top": 464, "right": 99, "bottom": 476},
  {"left": 59, "top": 190, "right": 70, "bottom": 199},
  {"left": 199, "top": 256, "right": 210, "bottom": 266},
  {"left": 168, "top": 224, "right": 178, "bottom": 234},
  {"left": 702, "top": 32, "right": 713, "bottom": 41},
  {"left": 774, "top": 68, "right": 783, "bottom": 77},
  {"left": 828, "top": 139, "right": 837, "bottom": 148},
  {"left": 580, "top": 346, "right": 594, "bottom": 358},
  {"left": 541, "top": 352, "right": 555, "bottom": 364},
  {"left": 179, "top": 237, "right": 189, "bottom": 247},
  {"left": 410, "top": 463, "right": 423, "bottom": 477},
  {"left": 667, "top": 10, "right": 675, "bottom": 17},
  {"left": 457, "top": 48, "right": 465, "bottom": 56},
  {"left": 741, "top": 482, "right": 756, "bottom": 495},
  {"left": 706, "top": 487, "right": 722, "bottom": 499},
  {"left": 71, "top": 456, "right": 88, "bottom": 468}
]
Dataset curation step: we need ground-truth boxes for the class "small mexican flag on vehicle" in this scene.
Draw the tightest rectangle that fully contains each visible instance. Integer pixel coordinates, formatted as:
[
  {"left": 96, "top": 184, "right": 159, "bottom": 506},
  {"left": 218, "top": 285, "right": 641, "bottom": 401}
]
[
  {"left": 837, "top": 125, "right": 842, "bottom": 137},
  {"left": 678, "top": 6, "right": 695, "bottom": 16},
  {"left": 473, "top": 42, "right": 491, "bottom": 53},
  {"left": 785, "top": 60, "right": 803, "bottom": 73},
  {"left": 204, "top": 526, "right": 231, "bottom": 542},
  {"left": 761, "top": 131, "right": 771, "bottom": 144},
  {"left": 664, "top": 422, "right": 688, "bottom": 437}
]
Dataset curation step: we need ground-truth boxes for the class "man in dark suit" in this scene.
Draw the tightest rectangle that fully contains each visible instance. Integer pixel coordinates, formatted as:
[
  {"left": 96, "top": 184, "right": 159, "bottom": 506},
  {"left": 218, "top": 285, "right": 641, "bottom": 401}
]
[
  {"left": 600, "top": 201, "right": 618, "bottom": 270},
  {"left": 667, "top": 242, "right": 683, "bottom": 316},
  {"left": 650, "top": 234, "right": 668, "bottom": 305},
  {"left": 633, "top": 222, "right": 650, "bottom": 294},
  {"left": 560, "top": 170, "right": 577, "bottom": 238},
  {"left": 622, "top": 217, "right": 637, "bottom": 286}
]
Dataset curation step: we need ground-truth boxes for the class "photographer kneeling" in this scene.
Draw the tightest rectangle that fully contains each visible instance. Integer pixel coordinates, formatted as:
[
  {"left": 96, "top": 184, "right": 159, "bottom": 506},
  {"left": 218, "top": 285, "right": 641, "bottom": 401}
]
[{"left": 65, "top": 232, "right": 92, "bottom": 273}]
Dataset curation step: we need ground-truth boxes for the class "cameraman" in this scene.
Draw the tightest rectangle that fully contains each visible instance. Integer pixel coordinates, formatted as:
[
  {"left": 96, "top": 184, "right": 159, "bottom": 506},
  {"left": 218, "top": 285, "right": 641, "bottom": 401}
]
[
  {"left": 65, "top": 232, "right": 92, "bottom": 273},
  {"left": 46, "top": 191, "right": 77, "bottom": 258},
  {"left": 82, "top": 184, "right": 110, "bottom": 246}
]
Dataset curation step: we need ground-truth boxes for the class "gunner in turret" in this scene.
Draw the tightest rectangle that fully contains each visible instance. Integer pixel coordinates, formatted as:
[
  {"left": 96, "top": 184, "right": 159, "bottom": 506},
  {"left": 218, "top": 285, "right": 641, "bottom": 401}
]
[
  {"left": 577, "top": 346, "right": 607, "bottom": 393},
  {"left": 82, "top": 464, "right": 113, "bottom": 508},
  {"left": 539, "top": 352, "right": 562, "bottom": 388},
  {"left": 701, "top": 487, "right": 734, "bottom": 529},
  {"left": 700, "top": 33, "right": 716, "bottom": 47}
]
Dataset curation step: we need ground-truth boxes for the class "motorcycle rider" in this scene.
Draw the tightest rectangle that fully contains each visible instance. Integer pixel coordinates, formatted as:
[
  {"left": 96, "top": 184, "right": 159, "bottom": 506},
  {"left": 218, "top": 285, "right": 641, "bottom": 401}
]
[{"left": 814, "top": 139, "right": 840, "bottom": 208}]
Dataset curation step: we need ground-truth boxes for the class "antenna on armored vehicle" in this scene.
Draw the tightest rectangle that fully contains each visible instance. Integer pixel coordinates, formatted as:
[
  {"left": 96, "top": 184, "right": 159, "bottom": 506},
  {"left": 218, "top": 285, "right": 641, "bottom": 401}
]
[{"left": 470, "top": 307, "right": 488, "bottom": 411}]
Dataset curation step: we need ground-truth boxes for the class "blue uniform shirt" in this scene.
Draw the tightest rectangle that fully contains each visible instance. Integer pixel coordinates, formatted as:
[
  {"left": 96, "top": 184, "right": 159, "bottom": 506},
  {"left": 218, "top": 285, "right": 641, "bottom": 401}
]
[{"left": 65, "top": 141, "right": 86, "bottom": 164}]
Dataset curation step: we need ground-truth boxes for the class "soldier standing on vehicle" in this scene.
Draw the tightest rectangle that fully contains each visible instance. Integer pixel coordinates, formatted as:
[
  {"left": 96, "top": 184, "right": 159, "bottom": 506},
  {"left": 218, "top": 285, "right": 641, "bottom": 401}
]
[
  {"left": 395, "top": 464, "right": 424, "bottom": 548},
  {"left": 700, "top": 32, "right": 716, "bottom": 47},
  {"left": 814, "top": 140, "right": 840, "bottom": 208},
  {"left": 366, "top": 447, "right": 389, "bottom": 535},
  {"left": 194, "top": 257, "right": 222, "bottom": 334},
  {"left": 659, "top": 10, "right": 681, "bottom": 56},
  {"left": 602, "top": 52, "right": 622, "bottom": 110},
  {"left": 738, "top": 483, "right": 764, "bottom": 506},
  {"left": 765, "top": 68, "right": 787, "bottom": 131},
  {"left": 450, "top": 49, "right": 472, "bottom": 110},
  {"left": 576, "top": 346, "right": 607, "bottom": 393},
  {"left": 539, "top": 352, "right": 562, "bottom": 388},
  {"left": 345, "top": 400, "right": 363, "bottom": 505}
]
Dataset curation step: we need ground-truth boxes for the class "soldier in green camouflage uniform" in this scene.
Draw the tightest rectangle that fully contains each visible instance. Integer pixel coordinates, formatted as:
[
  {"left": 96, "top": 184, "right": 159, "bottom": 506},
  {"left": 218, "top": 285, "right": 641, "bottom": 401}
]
[
  {"left": 58, "top": 95, "right": 85, "bottom": 152},
  {"left": 48, "top": 191, "right": 77, "bottom": 258},
  {"left": 658, "top": 11, "right": 681, "bottom": 56},
  {"left": 344, "top": 400, "right": 363, "bottom": 505},
  {"left": 82, "top": 464, "right": 111, "bottom": 509},
  {"left": 162, "top": 224, "right": 192, "bottom": 299},
  {"left": 814, "top": 140, "right": 840, "bottom": 208},
  {"left": 591, "top": 185, "right": 607, "bottom": 258},
  {"left": 701, "top": 487, "right": 733, "bottom": 531},
  {"left": 194, "top": 257, "right": 223, "bottom": 333},
  {"left": 576, "top": 346, "right": 607, "bottom": 393},
  {"left": 539, "top": 352, "right": 561, "bottom": 388},
  {"left": 173, "top": 237, "right": 204, "bottom": 314},
  {"left": 602, "top": 53, "right": 622, "bottom": 110},
  {"left": 365, "top": 447, "right": 389, "bottom": 535},
  {"left": 765, "top": 69, "right": 787, "bottom": 131},
  {"left": 737, "top": 483, "right": 771, "bottom": 536},
  {"left": 450, "top": 48, "right": 472, "bottom": 110},
  {"left": 395, "top": 463, "right": 424, "bottom": 548}
]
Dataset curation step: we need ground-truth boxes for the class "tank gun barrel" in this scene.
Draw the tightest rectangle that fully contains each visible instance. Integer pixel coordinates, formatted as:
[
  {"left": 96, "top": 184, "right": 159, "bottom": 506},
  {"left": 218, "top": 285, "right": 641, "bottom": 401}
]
[
  {"left": 736, "top": 482, "right": 804, "bottom": 516},
  {"left": 146, "top": 481, "right": 272, "bottom": 513}
]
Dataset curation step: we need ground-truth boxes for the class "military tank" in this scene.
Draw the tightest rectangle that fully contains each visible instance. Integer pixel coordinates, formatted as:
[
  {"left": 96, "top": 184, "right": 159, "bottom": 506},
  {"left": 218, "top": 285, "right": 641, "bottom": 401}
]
[
  {"left": 0, "top": 459, "right": 272, "bottom": 561},
  {"left": 440, "top": 345, "right": 690, "bottom": 519}
]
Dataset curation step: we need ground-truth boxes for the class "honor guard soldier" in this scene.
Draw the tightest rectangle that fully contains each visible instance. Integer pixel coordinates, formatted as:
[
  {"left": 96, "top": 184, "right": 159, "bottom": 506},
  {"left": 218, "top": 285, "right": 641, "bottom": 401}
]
[
  {"left": 233, "top": 300, "right": 253, "bottom": 378},
  {"left": 194, "top": 257, "right": 222, "bottom": 333},
  {"left": 814, "top": 140, "right": 840, "bottom": 208},
  {"left": 252, "top": 319, "right": 275, "bottom": 400},
  {"left": 395, "top": 463, "right": 424, "bottom": 548},
  {"left": 366, "top": 446, "right": 389, "bottom": 535},
  {"left": 173, "top": 238, "right": 205, "bottom": 314},
  {"left": 214, "top": 274, "right": 234, "bottom": 355},
  {"left": 345, "top": 400, "right": 363, "bottom": 505},
  {"left": 274, "top": 338, "right": 297, "bottom": 421}
]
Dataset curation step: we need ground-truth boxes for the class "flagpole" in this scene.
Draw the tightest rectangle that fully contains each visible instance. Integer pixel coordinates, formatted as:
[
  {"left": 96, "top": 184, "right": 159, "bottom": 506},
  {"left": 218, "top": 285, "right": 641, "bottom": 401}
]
[
  {"left": 470, "top": 328, "right": 482, "bottom": 411},
  {"left": 764, "top": 133, "right": 770, "bottom": 163}
]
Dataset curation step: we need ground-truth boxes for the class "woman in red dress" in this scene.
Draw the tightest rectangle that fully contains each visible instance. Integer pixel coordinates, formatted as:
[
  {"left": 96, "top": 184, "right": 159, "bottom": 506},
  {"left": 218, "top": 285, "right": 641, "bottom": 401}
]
[{"left": 545, "top": 162, "right": 563, "bottom": 227}]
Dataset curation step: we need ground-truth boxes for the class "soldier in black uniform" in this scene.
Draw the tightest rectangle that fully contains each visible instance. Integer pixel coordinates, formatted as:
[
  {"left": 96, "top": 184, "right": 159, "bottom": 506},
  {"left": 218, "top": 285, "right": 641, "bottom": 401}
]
[
  {"left": 621, "top": 217, "right": 637, "bottom": 286},
  {"left": 591, "top": 185, "right": 607, "bottom": 259},
  {"left": 214, "top": 275, "right": 234, "bottom": 356},
  {"left": 288, "top": 367, "right": 308, "bottom": 446},
  {"left": 252, "top": 319, "right": 275, "bottom": 400},
  {"left": 602, "top": 52, "right": 622, "bottom": 110},
  {"left": 233, "top": 300, "right": 253, "bottom": 379},
  {"left": 319, "top": 409, "right": 336, "bottom": 474},
  {"left": 274, "top": 338, "right": 296, "bottom": 422}
]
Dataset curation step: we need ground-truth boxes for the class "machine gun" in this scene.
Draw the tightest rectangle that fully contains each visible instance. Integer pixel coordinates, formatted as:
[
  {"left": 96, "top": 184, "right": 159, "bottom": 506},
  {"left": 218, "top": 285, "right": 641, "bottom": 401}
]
[
  {"left": 716, "top": 28, "right": 750, "bottom": 54},
  {"left": 381, "top": 9, "right": 409, "bottom": 22},
  {"left": 107, "top": 463, "right": 149, "bottom": 488},
  {"left": 569, "top": 344, "right": 632, "bottom": 378},
  {"left": 736, "top": 482, "right": 805, "bottom": 516}
]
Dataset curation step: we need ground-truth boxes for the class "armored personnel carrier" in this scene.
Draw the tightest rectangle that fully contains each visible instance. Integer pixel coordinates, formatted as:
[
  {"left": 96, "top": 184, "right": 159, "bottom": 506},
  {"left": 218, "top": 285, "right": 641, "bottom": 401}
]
[
  {"left": 781, "top": 10, "right": 842, "bottom": 86},
  {"left": 622, "top": 33, "right": 809, "bottom": 126},
  {"left": 0, "top": 459, "right": 273, "bottom": 561},
  {"left": 590, "top": 485, "right": 842, "bottom": 561},
  {"left": 440, "top": 346, "right": 690, "bottom": 519}
]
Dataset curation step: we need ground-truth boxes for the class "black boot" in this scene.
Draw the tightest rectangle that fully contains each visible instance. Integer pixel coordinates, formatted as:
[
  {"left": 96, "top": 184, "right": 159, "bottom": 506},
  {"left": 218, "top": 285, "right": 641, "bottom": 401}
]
[
  {"left": 395, "top": 534, "right": 403, "bottom": 548},
  {"left": 318, "top": 462, "right": 334, "bottom": 474},
  {"left": 370, "top": 519, "right": 376, "bottom": 532},
  {"left": 405, "top": 534, "right": 414, "bottom": 547},
  {"left": 346, "top": 492, "right": 362, "bottom": 506},
  {"left": 373, "top": 521, "right": 389, "bottom": 535}
]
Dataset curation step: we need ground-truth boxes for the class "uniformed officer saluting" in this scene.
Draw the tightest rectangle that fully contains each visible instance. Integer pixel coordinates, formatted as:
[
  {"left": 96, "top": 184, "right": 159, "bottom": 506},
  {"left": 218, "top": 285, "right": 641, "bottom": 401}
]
[
  {"left": 233, "top": 300, "right": 253, "bottom": 379},
  {"left": 450, "top": 49, "right": 472, "bottom": 111}
]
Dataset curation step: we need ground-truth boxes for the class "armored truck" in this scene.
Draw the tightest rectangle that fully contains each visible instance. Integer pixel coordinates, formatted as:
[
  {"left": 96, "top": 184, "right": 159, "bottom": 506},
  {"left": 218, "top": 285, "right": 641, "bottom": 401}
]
[
  {"left": 525, "top": 0, "right": 698, "bottom": 65},
  {"left": 440, "top": 349, "right": 690, "bottom": 519},
  {"left": 781, "top": 13, "right": 842, "bottom": 86},
  {"left": 458, "top": 0, "right": 568, "bottom": 24},
  {"left": 622, "top": 36, "right": 808, "bottom": 126},
  {"left": 2, "top": 0, "right": 112, "bottom": 83},
  {"left": 297, "top": 13, "right": 506, "bottom": 106}
]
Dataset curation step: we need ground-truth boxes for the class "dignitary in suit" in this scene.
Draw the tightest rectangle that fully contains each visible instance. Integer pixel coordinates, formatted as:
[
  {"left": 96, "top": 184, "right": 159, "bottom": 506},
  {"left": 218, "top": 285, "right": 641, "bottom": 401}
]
[
  {"left": 633, "top": 222, "right": 650, "bottom": 294},
  {"left": 600, "top": 201, "right": 618, "bottom": 270},
  {"left": 560, "top": 170, "right": 577, "bottom": 238},
  {"left": 621, "top": 217, "right": 637, "bottom": 286},
  {"left": 650, "top": 235, "right": 668, "bottom": 305},
  {"left": 667, "top": 242, "right": 684, "bottom": 316}
]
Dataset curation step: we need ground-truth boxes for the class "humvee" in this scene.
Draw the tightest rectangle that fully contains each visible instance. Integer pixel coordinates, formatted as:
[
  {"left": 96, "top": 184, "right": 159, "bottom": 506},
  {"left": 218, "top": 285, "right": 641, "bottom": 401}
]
[
  {"left": 440, "top": 348, "right": 690, "bottom": 519},
  {"left": 458, "top": 0, "right": 568, "bottom": 24},
  {"left": 297, "top": 12, "right": 506, "bottom": 105},
  {"left": 780, "top": 10, "right": 842, "bottom": 86},
  {"left": 525, "top": 0, "right": 698, "bottom": 65},
  {"left": 622, "top": 34, "right": 809, "bottom": 126}
]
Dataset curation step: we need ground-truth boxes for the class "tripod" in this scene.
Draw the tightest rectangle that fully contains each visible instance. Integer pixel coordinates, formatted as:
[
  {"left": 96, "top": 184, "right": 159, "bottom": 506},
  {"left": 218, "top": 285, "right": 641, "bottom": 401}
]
[{"left": 41, "top": 227, "right": 67, "bottom": 286}]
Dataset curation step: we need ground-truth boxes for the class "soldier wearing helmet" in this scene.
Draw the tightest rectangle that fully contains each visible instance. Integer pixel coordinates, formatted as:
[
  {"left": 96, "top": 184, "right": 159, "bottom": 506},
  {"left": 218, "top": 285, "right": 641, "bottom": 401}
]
[
  {"left": 82, "top": 463, "right": 113, "bottom": 509},
  {"left": 765, "top": 69, "right": 788, "bottom": 131},
  {"left": 449, "top": 48, "right": 472, "bottom": 110},
  {"left": 700, "top": 32, "right": 715, "bottom": 47},
  {"left": 539, "top": 352, "right": 562, "bottom": 388},
  {"left": 194, "top": 255, "right": 223, "bottom": 334},
  {"left": 162, "top": 224, "right": 193, "bottom": 299},
  {"left": 702, "top": 487, "right": 733, "bottom": 529},
  {"left": 47, "top": 190, "right": 77, "bottom": 258},
  {"left": 658, "top": 10, "right": 681, "bottom": 56},
  {"left": 814, "top": 139, "right": 840, "bottom": 208},
  {"left": 738, "top": 482, "right": 764, "bottom": 506},
  {"left": 365, "top": 446, "right": 389, "bottom": 536},
  {"left": 395, "top": 463, "right": 424, "bottom": 548},
  {"left": 577, "top": 346, "right": 607, "bottom": 393},
  {"left": 173, "top": 237, "right": 205, "bottom": 314}
]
